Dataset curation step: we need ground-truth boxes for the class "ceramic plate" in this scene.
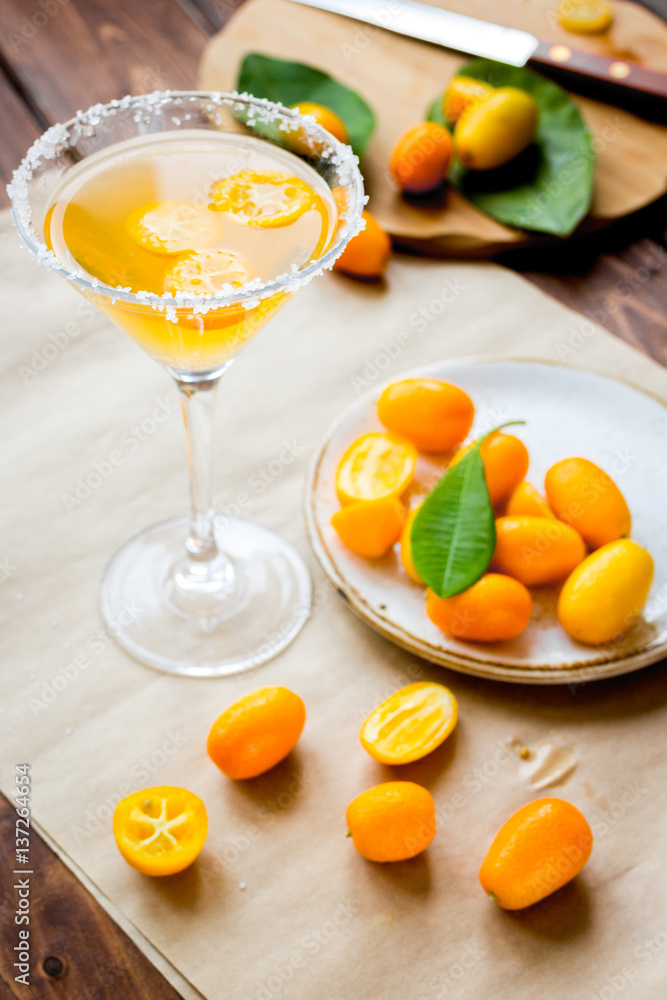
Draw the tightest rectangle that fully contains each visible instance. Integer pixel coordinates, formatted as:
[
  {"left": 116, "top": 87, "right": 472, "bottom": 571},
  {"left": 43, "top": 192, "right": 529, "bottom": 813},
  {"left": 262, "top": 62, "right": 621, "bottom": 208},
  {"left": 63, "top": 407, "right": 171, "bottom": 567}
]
[{"left": 304, "top": 359, "right": 667, "bottom": 684}]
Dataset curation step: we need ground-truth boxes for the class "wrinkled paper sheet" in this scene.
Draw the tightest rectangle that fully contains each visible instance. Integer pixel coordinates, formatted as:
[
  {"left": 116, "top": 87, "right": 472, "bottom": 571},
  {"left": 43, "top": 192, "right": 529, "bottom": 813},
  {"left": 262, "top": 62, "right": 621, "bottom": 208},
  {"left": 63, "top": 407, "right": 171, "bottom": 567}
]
[{"left": 2, "top": 209, "right": 667, "bottom": 1000}]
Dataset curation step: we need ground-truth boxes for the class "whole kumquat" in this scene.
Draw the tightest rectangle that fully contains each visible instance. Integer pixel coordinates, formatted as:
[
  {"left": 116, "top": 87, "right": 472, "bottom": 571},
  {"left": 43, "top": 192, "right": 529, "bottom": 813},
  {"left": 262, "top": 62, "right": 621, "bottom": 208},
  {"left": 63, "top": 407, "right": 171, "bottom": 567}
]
[
  {"left": 377, "top": 378, "right": 475, "bottom": 453},
  {"left": 506, "top": 481, "right": 554, "bottom": 519},
  {"left": 333, "top": 210, "right": 391, "bottom": 279},
  {"left": 360, "top": 682, "right": 458, "bottom": 764},
  {"left": 493, "top": 515, "right": 586, "bottom": 586},
  {"left": 545, "top": 457, "right": 631, "bottom": 550},
  {"left": 480, "top": 798, "right": 593, "bottom": 909},
  {"left": 454, "top": 87, "right": 538, "bottom": 171},
  {"left": 331, "top": 496, "right": 406, "bottom": 559},
  {"left": 289, "top": 102, "right": 349, "bottom": 143},
  {"left": 442, "top": 75, "right": 495, "bottom": 125},
  {"left": 558, "top": 539, "right": 654, "bottom": 645},
  {"left": 450, "top": 432, "right": 529, "bottom": 508},
  {"left": 335, "top": 432, "right": 417, "bottom": 505},
  {"left": 207, "top": 686, "right": 305, "bottom": 779},
  {"left": 390, "top": 122, "right": 452, "bottom": 194},
  {"left": 346, "top": 782, "right": 436, "bottom": 862},
  {"left": 426, "top": 573, "right": 532, "bottom": 643},
  {"left": 113, "top": 786, "right": 208, "bottom": 876}
]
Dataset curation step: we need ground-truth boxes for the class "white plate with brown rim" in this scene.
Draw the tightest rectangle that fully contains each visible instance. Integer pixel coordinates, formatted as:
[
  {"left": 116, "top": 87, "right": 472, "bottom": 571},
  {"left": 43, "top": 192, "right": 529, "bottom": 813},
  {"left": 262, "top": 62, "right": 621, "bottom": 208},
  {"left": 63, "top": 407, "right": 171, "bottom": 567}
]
[{"left": 304, "top": 358, "right": 667, "bottom": 684}]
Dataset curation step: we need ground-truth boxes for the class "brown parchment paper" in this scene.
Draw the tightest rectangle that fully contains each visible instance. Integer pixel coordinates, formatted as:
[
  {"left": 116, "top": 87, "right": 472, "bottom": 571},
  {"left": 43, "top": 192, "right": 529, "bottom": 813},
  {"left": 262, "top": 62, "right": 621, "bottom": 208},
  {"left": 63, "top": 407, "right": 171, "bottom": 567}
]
[{"left": 1, "top": 205, "right": 667, "bottom": 999}]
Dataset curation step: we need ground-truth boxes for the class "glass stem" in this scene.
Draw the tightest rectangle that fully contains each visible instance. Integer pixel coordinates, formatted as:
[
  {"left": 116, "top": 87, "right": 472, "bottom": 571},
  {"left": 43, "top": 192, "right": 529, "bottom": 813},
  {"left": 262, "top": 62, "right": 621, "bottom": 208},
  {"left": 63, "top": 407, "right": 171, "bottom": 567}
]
[{"left": 177, "top": 377, "right": 219, "bottom": 564}]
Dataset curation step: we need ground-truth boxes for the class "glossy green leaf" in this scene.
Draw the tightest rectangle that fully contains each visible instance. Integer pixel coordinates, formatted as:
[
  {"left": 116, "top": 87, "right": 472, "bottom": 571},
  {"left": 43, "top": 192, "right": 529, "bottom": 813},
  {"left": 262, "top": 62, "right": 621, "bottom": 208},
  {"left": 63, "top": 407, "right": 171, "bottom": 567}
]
[
  {"left": 411, "top": 421, "right": 524, "bottom": 598},
  {"left": 237, "top": 53, "right": 376, "bottom": 157},
  {"left": 427, "top": 60, "right": 595, "bottom": 236}
]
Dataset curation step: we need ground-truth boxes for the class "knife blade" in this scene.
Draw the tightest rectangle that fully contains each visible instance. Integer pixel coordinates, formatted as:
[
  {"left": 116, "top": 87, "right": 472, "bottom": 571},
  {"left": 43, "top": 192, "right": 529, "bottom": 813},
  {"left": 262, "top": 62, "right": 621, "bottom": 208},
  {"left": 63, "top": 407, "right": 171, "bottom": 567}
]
[
  {"left": 289, "top": 0, "right": 538, "bottom": 66},
  {"left": 287, "top": 0, "right": 667, "bottom": 107}
]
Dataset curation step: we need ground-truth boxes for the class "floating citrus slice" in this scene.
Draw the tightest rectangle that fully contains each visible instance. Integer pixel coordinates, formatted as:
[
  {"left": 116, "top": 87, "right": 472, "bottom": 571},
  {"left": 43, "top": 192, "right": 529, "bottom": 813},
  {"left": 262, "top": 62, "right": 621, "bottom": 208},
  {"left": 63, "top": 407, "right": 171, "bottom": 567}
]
[
  {"left": 335, "top": 432, "right": 417, "bottom": 505},
  {"left": 360, "top": 682, "right": 458, "bottom": 764},
  {"left": 557, "top": 0, "right": 613, "bottom": 34},
  {"left": 125, "top": 200, "right": 226, "bottom": 255},
  {"left": 164, "top": 249, "right": 257, "bottom": 296},
  {"left": 210, "top": 170, "right": 316, "bottom": 228}
]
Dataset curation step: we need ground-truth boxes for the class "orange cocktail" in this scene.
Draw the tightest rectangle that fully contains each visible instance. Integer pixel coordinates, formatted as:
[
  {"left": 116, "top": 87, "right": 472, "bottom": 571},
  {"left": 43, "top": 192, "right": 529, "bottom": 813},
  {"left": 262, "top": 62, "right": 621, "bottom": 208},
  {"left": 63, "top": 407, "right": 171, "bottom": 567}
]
[{"left": 45, "top": 129, "right": 337, "bottom": 373}]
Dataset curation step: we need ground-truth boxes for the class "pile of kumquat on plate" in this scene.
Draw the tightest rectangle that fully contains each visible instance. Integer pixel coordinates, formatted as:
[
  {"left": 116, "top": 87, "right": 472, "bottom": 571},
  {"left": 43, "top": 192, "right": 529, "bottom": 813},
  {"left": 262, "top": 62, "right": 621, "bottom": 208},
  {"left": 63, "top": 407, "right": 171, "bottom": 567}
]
[{"left": 331, "top": 377, "right": 654, "bottom": 647}]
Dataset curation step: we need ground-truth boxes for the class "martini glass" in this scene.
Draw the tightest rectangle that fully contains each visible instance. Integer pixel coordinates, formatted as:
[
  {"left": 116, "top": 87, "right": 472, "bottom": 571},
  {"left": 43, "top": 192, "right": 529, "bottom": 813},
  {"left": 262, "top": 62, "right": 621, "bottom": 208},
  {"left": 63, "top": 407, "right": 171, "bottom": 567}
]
[{"left": 9, "top": 92, "right": 365, "bottom": 677}]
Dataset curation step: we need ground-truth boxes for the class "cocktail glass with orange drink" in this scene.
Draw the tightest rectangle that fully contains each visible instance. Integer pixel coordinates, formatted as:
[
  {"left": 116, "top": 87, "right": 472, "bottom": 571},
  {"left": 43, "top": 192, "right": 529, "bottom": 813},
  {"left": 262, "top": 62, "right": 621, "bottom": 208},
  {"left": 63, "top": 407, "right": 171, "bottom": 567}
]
[{"left": 9, "top": 92, "right": 364, "bottom": 677}]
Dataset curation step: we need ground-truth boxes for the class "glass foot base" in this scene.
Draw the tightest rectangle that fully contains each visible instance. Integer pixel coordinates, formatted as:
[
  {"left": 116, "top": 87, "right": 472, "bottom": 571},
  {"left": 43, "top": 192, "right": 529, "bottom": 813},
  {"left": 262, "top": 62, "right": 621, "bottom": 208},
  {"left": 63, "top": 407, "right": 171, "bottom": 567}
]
[{"left": 99, "top": 516, "right": 312, "bottom": 677}]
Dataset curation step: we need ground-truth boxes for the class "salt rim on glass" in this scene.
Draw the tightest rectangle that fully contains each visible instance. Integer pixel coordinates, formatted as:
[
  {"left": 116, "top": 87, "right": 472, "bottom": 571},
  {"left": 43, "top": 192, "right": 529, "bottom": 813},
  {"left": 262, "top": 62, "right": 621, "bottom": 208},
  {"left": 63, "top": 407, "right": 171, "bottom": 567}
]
[{"left": 7, "top": 90, "right": 367, "bottom": 318}]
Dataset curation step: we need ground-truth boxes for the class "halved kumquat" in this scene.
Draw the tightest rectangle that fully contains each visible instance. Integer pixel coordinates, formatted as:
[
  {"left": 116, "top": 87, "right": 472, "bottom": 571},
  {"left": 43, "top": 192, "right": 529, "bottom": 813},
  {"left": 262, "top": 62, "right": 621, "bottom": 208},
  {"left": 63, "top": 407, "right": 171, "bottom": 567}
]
[
  {"left": 331, "top": 496, "right": 405, "bottom": 559},
  {"left": 164, "top": 248, "right": 256, "bottom": 295},
  {"left": 558, "top": 0, "right": 613, "bottom": 34},
  {"left": 335, "top": 432, "right": 417, "bottom": 505},
  {"left": 126, "top": 200, "right": 226, "bottom": 255},
  {"left": 113, "top": 786, "right": 208, "bottom": 876},
  {"left": 360, "top": 682, "right": 458, "bottom": 765},
  {"left": 210, "top": 170, "right": 317, "bottom": 227}
]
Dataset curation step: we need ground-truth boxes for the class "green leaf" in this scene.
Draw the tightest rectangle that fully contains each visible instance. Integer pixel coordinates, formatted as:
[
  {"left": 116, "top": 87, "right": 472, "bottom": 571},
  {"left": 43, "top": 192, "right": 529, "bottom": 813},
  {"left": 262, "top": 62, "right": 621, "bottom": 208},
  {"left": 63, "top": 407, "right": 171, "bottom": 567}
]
[
  {"left": 237, "top": 53, "right": 376, "bottom": 158},
  {"left": 426, "top": 95, "right": 451, "bottom": 131},
  {"left": 411, "top": 421, "right": 525, "bottom": 599},
  {"left": 427, "top": 60, "right": 595, "bottom": 237}
]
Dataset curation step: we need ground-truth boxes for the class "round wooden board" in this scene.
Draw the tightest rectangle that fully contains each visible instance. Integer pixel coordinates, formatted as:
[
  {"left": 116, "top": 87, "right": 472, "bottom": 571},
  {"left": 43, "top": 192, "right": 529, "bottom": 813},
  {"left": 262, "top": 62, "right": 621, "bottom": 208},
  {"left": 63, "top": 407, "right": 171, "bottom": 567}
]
[
  {"left": 304, "top": 358, "right": 667, "bottom": 684},
  {"left": 199, "top": 0, "right": 667, "bottom": 255}
]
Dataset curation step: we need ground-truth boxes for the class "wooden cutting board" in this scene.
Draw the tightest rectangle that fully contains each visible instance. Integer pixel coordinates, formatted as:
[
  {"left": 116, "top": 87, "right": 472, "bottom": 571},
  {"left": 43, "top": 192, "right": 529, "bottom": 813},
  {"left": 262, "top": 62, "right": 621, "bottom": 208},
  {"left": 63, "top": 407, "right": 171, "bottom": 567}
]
[{"left": 199, "top": 0, "right": 667, "bottom": 255}]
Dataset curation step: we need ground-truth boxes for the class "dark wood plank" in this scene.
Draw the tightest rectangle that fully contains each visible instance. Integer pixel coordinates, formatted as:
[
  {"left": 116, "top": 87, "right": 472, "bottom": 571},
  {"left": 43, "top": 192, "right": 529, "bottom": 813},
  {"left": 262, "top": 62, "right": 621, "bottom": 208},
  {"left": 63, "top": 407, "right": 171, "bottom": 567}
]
[
  {"left": 504, "top": 194, "right": 667, "bottom": 366},
  {"left": 174, "top": 0, "right": 225, "bottom": 34},
  {"left": 187, "top": 0, "right": 243, "bottom": 32},
  {"left": 0, "top": 0, "right": 209, "bottom": 125},
  {"left": 524, "top": 238, "right": 667, "bottom": 367},
  {"left": 0, "top": 72, "right": 43, "bottom": 208},
  {"left": 0, "top": 793, "right": 185, "bottom": 999}
]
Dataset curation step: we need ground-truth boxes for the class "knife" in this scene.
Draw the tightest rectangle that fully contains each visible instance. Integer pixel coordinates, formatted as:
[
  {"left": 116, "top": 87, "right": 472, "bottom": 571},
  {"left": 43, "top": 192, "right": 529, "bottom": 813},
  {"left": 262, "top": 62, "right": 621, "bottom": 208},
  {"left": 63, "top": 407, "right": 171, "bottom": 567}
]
[{"left": 287, "top": 0, "right": 667, "bottom": 105}]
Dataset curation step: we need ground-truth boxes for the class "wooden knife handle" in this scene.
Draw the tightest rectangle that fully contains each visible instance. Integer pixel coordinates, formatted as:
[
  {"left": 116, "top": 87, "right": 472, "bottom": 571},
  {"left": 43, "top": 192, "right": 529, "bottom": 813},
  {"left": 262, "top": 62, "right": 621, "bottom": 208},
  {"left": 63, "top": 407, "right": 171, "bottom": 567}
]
[{"left": 529, "top": 40, "right": 667, "bottom": 100}]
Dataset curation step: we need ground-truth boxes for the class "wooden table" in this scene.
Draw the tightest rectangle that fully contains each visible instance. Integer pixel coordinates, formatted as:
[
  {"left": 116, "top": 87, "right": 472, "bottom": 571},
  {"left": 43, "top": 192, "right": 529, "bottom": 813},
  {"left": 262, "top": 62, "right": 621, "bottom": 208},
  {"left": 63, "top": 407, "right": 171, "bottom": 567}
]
[{"left": 0, "top": 1, "right": 665, "bottom": 996}]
